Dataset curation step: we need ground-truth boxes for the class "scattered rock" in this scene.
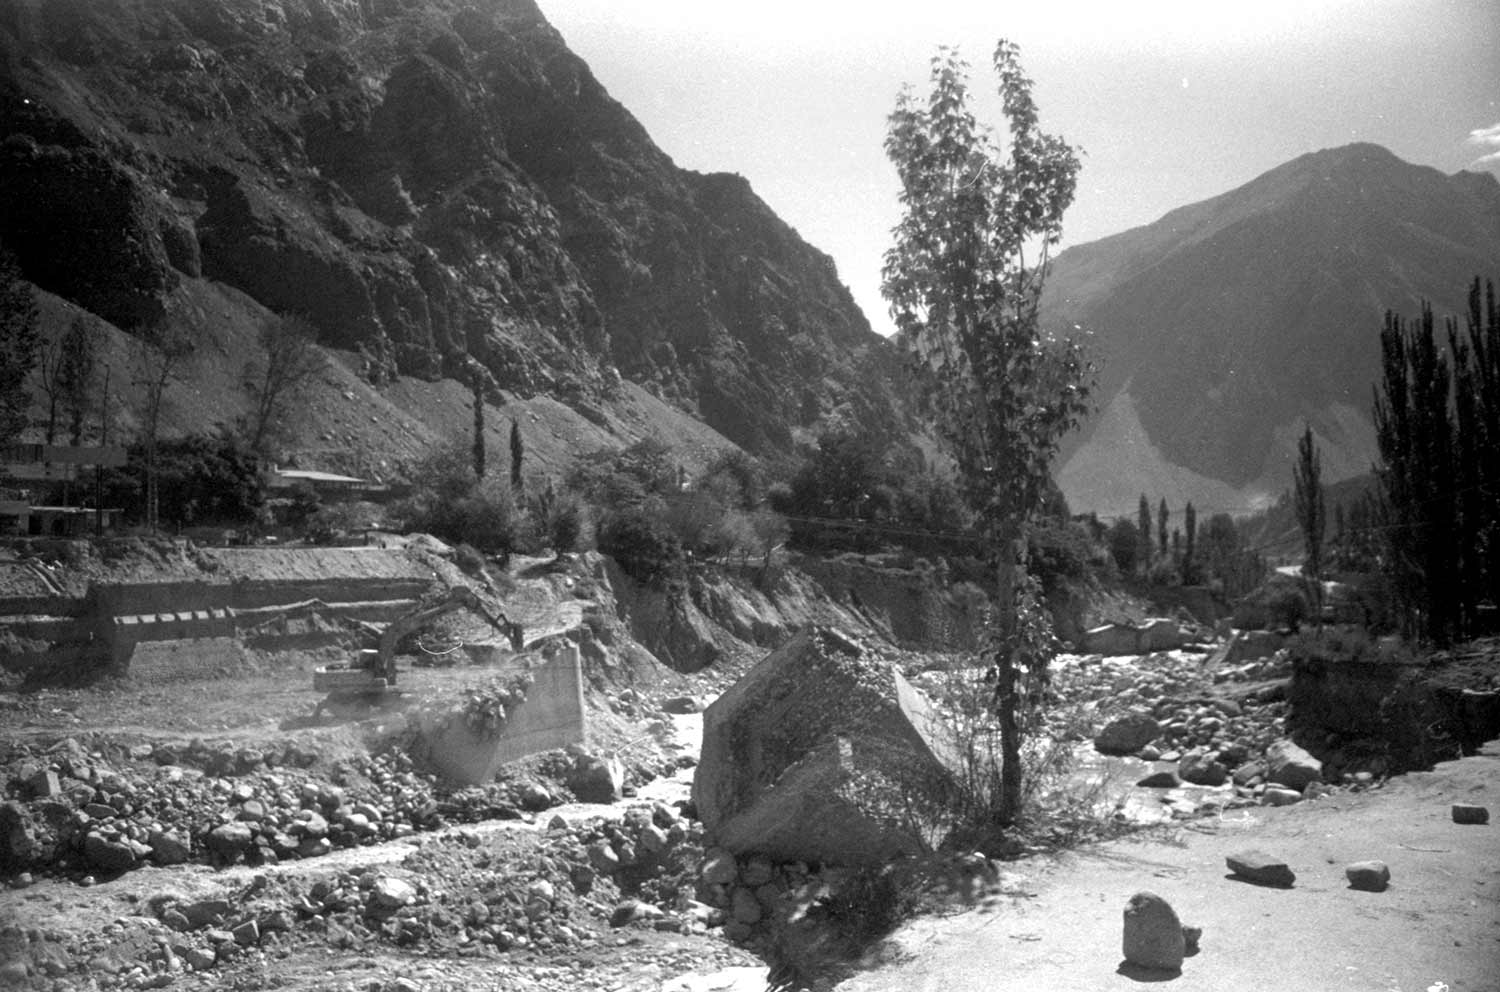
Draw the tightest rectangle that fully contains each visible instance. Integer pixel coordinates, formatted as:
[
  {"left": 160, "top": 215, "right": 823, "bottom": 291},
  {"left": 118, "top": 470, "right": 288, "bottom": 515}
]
[
  {"left": 1226, "top": 850, "right": 1295, "bottom": 887},
  {"left": 1345, "top": 861, "right": 1390, "bottom": 892},
  {"left": 149, "top": 830, "right": 191, "bottom": 866},
  {"left": 1451, "top": 804, "right": 1489, "bottom": 825},
  {"left": 1121, "top": 891, "right": 1184, "bottom": 971},
  {"left": 661, "top": 695, "right": 705, "bottom": 714}
]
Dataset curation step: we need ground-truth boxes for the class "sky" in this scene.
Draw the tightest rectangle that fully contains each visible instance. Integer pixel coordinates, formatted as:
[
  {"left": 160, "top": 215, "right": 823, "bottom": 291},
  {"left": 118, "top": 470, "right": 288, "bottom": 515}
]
[{"left": 539, "top": 0, "right": 1500, "bottom": 337}]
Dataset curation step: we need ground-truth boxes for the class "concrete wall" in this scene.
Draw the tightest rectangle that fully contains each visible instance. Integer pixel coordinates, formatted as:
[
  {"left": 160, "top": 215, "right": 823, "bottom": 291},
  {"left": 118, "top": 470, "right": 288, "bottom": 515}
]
[{"left": 420, "top": 646, "right": 587, "bottom": 786}]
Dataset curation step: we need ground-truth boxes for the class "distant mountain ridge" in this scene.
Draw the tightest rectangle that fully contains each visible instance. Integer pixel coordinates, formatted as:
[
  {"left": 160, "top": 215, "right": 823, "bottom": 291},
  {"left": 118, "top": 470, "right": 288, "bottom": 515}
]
[{"left": 1043, "top": 143, "right": 1500, "bottom": 516}]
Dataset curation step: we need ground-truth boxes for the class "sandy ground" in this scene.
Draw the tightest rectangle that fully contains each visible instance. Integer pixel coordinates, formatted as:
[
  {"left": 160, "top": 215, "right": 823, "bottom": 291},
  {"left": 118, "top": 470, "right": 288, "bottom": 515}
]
[{"left": 838, "top": 743, "right": 1500, "bottom": 992}]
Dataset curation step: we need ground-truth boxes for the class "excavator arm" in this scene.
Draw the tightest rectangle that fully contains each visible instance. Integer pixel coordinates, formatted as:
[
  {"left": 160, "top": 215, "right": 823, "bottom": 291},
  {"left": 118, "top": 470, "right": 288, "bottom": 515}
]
[{"left": 373, "top": 586, "right": 523, "bottom": 683}]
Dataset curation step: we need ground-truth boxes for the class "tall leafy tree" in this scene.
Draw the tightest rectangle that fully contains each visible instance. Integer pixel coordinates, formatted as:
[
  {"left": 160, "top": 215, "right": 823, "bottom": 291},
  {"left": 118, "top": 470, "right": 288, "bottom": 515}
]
[
  {"left": 882, "top": 41, "right": 1090, "bottom": 824},
  {"left": 1292, "top": 423, "right": 1326, "bottom": 629},
  {"left": 0, "top": 242, "right": 40, "bottom": 447},
  {"left": 1375, "top": 279, "right": 1500, "bottom": 644},
  {"left": 245, "top": 314, "right": 319, "bottom": 458}
]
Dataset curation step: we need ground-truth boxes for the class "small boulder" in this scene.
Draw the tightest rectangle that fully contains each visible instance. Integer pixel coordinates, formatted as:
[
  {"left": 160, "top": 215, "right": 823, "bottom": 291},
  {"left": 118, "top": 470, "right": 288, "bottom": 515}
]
[
  {"left": 148, "top": 830, "right": 191, "bottom": 866},
  {"left": 1136, "top": 770, "right": 1181, "bottom": 789},
  {"left": 83, "top": 832, "right": 137, "bottom": 874},
  {"left": 1451, "top": 804, "right": 1489, "bottom": 825},
  {"left": 1345, "top": 861, "right": 1390, "bottom": 892},
  {"left": 1121, "top": 891, "right": 1184, "bottom": 971},
  {"left": 1226, "top": 850, "right": 1295, "bottom": 887},
  {"left": 1261, "top": 787, "right": 1303, "bottom": 807},
  {"left": 661, "top": 695, "right": 705, "bottom": 714},
  {"left": 1178, "top": 752, "right": 1229, "bottom": 787},
  {"left": 1095, "top": 711, "right": 1161, "bottom": 756},
  {"left": 1266, "top": 739, "right": 1322, "bottom": 791},
  {"left": 569, "top": 753, "right": 624, "bottom": 804},
  {"left": 700, "top": 847, "right": 738, "bottom": 886},
  {"left": 206, "top": 823, "right": 253, "bottom": 860},
  {"left": 369, "top": 876, "right": 416, "bottom": 911}
]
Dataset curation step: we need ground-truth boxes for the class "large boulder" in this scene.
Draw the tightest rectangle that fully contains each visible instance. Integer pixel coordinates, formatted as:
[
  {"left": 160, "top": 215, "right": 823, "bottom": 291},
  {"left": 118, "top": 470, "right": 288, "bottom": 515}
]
[
  {"left": 1095, "top": 711, "right": 1160, "bottom": 756},
  {"left": 1121, "top": 891, "right": 1185, "bottom": 971},
  {"left": 692, "top": 627, "right": 960, "bottom": 866},
  {"left": 1266, "top": 739, "right": 1322, "bottom": 791}
]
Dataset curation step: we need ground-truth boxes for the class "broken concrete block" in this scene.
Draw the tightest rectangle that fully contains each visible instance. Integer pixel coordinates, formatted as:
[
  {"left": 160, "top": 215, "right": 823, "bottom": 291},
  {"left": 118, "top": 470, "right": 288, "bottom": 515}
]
[
  {"left": 1451, "top": 804, "right": 1489, "bottom": 825},
  {"left": 692, "top": 626, "right": 959, "bottom": 866},
  {"left": 1226, "top": 850, "right": 1295, "bottom": 887}
]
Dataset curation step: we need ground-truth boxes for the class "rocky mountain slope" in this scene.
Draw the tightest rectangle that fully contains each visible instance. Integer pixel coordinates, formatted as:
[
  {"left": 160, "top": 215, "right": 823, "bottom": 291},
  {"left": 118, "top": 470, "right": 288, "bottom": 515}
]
[
  {"left": 1043, "top": 143, "right": 1500, "bottom": 516},
  {"left": 0, "top": 0, "right": 908, "bottom": 468}
]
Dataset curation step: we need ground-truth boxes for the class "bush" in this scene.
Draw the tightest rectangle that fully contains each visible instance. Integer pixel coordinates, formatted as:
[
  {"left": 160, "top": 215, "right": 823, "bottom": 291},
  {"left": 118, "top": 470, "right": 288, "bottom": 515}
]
[{"left": 598, "top": 506, "right": 684, "bottom": 587}]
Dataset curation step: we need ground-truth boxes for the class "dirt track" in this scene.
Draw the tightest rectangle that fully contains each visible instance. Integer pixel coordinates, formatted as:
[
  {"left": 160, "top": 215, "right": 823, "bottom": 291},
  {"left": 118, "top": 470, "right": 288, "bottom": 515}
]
[{"left": 838, "top": 742, "right": 1500, "bottom": 992}]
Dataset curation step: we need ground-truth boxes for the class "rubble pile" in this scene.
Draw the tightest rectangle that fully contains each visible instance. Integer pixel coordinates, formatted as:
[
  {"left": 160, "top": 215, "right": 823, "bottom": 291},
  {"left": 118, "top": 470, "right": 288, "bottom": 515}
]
[
  {"left": 0, "top": 733, "right": 641, "bottom": 883},
  {"left": 0, "top": 797, "right": 764, "bottom": 989}
]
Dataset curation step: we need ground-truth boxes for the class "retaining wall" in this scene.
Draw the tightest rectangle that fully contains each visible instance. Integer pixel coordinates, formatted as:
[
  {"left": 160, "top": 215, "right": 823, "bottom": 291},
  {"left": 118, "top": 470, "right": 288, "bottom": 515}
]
[{"left": 420, "top": 646, "right": 587, "bottom": 786}]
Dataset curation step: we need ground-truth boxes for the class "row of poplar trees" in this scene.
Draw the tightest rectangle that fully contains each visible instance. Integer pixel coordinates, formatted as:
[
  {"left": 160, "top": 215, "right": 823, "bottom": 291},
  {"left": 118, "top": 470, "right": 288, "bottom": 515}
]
[{"left": 1374, "top": 276, "right": 1499, "bottom": 645}]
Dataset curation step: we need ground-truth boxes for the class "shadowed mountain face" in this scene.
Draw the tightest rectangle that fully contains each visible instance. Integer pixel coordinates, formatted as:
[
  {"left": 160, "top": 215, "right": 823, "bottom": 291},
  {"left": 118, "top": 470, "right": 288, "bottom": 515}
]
[
  {"left": 0, "top": 0, "right": 907, "bottom": 456},
  {"left": 1044, "top": 143, "right": 1500, "bottom": 514}
]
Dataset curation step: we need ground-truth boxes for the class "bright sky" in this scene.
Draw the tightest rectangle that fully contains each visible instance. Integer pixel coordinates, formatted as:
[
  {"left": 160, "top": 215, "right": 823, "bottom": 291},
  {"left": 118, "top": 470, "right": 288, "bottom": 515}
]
[{"left": 540, "top": 0, "right": 1500, "bottom": 337}]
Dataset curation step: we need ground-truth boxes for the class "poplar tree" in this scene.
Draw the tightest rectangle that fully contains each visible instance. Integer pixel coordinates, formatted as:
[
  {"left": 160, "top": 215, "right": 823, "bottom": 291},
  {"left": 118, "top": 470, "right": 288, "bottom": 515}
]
[
  {"left": 1137, "top": 493, "right": 1152, "bottom": 569},
  {"left": 1293, "top": 423, "right": 1326, "bottom": 629},
  {"left": 1156, "top": 497, "right": 1169, "bottom": 561},
  {"left": 883, "top": 41, "right": 1090, "bottom": 824}
]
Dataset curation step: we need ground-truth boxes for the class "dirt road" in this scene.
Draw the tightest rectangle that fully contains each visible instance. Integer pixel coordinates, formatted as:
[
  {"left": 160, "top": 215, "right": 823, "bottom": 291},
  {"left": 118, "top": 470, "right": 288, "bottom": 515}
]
[{"left": 839, "top": 743, "right": 1500, "bottom": 992}]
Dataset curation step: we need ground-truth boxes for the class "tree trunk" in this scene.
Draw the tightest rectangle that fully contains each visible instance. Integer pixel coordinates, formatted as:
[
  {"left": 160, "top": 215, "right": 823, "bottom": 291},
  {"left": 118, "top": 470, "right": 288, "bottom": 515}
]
[{"left": 994, "top": 523, "right": 1022, "bottom": 825}]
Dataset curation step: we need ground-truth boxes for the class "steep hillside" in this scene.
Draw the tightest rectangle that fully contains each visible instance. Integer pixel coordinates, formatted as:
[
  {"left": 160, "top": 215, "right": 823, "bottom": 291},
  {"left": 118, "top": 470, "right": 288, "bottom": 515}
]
[
  {"left": 1044, "top": 143, "right": 1500, "bottom": 515},
  {"left": 0, "top": 0, "right": 908, "bottom": 466}
]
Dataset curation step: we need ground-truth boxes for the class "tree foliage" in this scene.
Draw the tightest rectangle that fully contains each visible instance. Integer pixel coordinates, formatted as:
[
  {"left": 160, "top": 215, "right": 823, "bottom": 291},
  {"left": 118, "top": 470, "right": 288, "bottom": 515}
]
[
  {"left": 38, "top": 315, "right": 100, "bottom": 445},
  {"left": 0, "top": 241, "right": 40, "bottom": 446},
  {"left": 882, "top": 41, "right": 1090, "bottom": 825},
  {"left": 245, "top": 313, "right": 319, "bottom": 458},
  {"left": 1374, "top": 278, "right": 1499, "bottom": 644}
]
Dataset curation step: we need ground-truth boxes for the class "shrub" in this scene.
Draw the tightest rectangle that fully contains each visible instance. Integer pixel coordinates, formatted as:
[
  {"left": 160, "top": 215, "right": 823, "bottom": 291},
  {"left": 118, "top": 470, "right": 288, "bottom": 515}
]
[{"left": 598, "top": 506, "right": 684, "bottom": 587}]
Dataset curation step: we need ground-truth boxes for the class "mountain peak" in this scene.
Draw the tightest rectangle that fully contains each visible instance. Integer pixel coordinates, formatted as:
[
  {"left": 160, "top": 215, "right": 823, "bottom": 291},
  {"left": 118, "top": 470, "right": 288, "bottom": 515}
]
[{"left": 1044, "top": 144, "right": 1500, "bottom": 510}]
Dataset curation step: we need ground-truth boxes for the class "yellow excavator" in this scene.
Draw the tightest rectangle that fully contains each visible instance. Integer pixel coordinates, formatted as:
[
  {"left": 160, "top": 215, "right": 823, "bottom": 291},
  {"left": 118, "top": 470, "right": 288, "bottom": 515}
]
[{"left": 312, "top": 586, "right": 524, "bottom": 713}]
